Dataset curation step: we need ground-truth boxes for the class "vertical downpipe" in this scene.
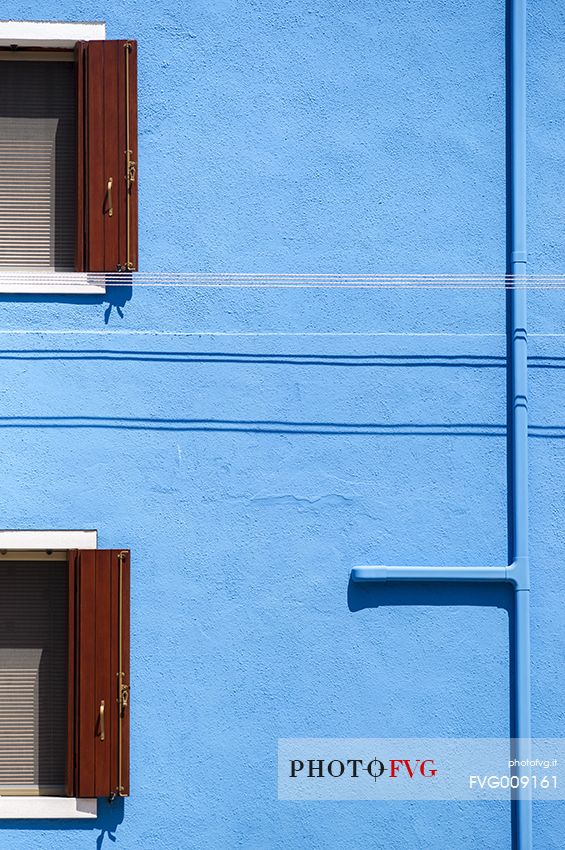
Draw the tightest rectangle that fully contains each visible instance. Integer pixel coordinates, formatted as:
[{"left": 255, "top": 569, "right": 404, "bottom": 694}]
[{"left": 509, "top": 0, "right": 531, "bottom": 846}]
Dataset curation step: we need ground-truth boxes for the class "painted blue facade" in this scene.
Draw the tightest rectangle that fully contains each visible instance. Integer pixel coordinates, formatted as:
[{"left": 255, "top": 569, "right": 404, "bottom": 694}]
[{"left": 0, "top": 1, "right": 563, "bottom": 847}]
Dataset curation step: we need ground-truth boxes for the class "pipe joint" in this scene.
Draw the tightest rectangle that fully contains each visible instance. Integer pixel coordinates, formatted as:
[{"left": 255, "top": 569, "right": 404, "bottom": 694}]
[
  {"left": 506, "top": 557, "right": 530, "bottom": 590},
  {"left": 510, "top": 251, "right": 527, "bottom": 265}
]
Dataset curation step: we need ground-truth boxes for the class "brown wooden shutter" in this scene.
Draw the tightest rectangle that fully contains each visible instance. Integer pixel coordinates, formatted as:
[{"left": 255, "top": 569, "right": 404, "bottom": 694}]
[
  {"left": 75, "top": 40, "right": 138, "bottom": 272},
  {"left": 68, "top": 549, "right": 130, "bottom": 798}
]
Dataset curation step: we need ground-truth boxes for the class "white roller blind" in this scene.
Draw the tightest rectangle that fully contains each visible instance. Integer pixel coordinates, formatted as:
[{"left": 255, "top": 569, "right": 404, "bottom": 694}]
[
  {"left": 0, "top": 562, "right": 67, "bottom": 793},
  {"left": 0, "top": 60, "right": 76, "bottom": 270}
]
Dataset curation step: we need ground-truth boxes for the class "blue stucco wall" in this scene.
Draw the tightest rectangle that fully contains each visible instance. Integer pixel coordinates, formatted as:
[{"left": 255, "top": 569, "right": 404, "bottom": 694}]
[{"left": 0, "top": 1, "right": 562, "bottom": 847}]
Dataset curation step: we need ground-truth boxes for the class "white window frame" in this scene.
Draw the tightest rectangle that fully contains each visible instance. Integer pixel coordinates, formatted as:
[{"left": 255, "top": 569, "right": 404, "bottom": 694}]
[
  {"left": 0, "top": 528, "right": 98, "bottom": 819},
  {"left": 0, "top": 21, "right": 107, "bottom": 295}
]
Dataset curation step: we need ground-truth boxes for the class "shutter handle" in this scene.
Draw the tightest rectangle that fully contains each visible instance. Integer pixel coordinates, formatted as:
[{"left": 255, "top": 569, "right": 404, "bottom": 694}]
[
  {"left": 99, "top": 700, "right": 105, "bottom": 741},
  {"left": 106, "top": 178, "right": 113, "bottom": 217}
]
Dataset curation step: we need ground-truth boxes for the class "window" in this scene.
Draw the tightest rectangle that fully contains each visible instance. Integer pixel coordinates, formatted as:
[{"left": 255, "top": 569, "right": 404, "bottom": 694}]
[
  {"left": 0, "top": 559, "right": 68, "bottom": 793},
  {"left": 0, "top": 56, "right": 77, "bottom": 270},
  {"left": 0, "top": 22, "right": 138, "bottom": 279},
  {"left": 0, "top": 540, "right": 130, "bottom": 811}
]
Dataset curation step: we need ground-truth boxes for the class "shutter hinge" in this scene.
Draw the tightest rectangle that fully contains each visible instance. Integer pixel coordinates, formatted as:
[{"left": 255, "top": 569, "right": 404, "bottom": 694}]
[
  {"left": 116, "top": 550, "right": 129, "bottom": 796},
  {"left": 127, "top": 158, "right": 136, "bottom": 188},
  {"left": 118, "top": 674, "right": 130, "bottom": 714}
]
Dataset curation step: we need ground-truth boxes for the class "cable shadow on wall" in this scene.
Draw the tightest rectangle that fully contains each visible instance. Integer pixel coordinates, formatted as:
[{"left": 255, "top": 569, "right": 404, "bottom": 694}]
[
  {"left": 0, "top": 417, "right": 512, "bottom": 436},
  {"left": 0, "top": 349, "right": 559, "bottom": 370},
  {"left": 0, "top": 351, "right": 510, "bottom": 367},
  {"left": 0, "top": 417, "right": 557, "bottom": 437}
]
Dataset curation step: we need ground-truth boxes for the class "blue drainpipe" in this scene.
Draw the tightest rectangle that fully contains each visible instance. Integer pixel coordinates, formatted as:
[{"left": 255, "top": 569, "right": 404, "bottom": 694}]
[
  {"left": 352, "top": 1, "right": 532, "bottom": 846},
  {"left": 509, "top": 0, "right": 531, "bottom": 845}
]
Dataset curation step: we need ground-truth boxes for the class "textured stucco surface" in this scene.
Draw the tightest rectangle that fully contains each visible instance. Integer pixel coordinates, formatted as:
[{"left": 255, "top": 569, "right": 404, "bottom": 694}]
[{"left": 0, "top": 1, "right": 562, "bottom": 848}]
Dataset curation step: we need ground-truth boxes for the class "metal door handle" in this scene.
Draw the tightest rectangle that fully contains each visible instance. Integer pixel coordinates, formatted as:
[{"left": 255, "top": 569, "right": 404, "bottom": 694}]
[
  {"left": 99, "top": 700, "right": 105, "bottom": 741},
  {"left": 106, "top": 178, "right": 113, "bottom": 217}
]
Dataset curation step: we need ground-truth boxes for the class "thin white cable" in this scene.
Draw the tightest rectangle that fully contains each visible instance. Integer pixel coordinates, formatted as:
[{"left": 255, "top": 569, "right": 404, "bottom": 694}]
[
  {"left": 4, "top": 272, "right": 565, "bottom": 289},
  {"left": 0, "top": 329, "right": 560, "bottom": 337}
]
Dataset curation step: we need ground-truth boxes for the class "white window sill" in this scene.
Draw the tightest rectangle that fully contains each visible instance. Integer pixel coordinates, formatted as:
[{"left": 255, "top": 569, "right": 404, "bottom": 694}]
[
  {"left": 0, "top": 797, "right": 97, "bottom": 819},
  {"left": 0, "top": 273, "right": 106, "bottom": 294},
  {"left": 0, "top": 20, "right": 105, "bottom": 48}
]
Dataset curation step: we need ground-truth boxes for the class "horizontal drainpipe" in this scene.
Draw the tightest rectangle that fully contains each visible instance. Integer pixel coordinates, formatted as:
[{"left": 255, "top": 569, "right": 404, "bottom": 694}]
[
  {"left": 351, "top": 0, "right": 531, "bottom": 845},
  {"left": 351, "top": 561, "right": 528, "bottom": 588}
]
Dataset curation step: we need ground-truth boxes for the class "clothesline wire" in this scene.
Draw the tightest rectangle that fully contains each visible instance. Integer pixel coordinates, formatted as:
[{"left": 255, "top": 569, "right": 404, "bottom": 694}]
[
  {"left": 5, "top": 273, "right": 565, "bottom": 289},
  {"left": 0, "top": 330, "right": 562, "bottom": 337}
]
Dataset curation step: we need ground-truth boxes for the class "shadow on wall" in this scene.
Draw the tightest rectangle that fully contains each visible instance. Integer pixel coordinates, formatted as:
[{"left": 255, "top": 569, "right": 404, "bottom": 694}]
[
  {"left": 0, "top": 347, "right": 558, "bottom": 434},
  {"left": 0, "top": 349, "right": 558, "bottom": 370},
  {"left": 348, "top": 579, "right": 517, "bottom": 732},
  {"left": 347, "top": 577, "right": 513, "bottom": 614},
  {"left": 0, "top": 281, "right": 132, "bottom": 324},
  {"left": 0, "top": 797, "right": 124, "bottom": 847},
  {"left": 0, "top": 415, "right": 557, "bottom": 437}
]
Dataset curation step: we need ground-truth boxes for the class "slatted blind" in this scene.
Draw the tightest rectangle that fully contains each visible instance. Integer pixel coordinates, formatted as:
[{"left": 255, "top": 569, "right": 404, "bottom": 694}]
[
  {"left": 0, "top": 60, "right": 76, "bottom": 269},
  {"left": 0, "top": 562, "right": 67, "bottom": 792}
]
